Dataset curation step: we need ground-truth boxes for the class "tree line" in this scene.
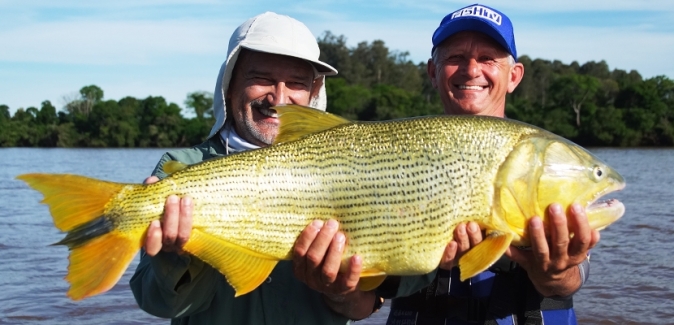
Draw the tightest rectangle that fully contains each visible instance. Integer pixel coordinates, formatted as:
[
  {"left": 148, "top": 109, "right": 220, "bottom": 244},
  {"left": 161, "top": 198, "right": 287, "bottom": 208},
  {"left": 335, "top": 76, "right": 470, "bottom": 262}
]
[{"left": 2, "top": 31, "right": 672, "bottom": 148}]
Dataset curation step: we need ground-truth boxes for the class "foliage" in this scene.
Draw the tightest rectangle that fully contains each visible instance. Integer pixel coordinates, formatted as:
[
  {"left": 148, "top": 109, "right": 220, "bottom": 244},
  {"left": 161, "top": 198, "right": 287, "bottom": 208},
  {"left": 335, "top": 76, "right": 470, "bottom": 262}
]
[{"left": 1, "top": 33, "right": 672, "bottom": 147}]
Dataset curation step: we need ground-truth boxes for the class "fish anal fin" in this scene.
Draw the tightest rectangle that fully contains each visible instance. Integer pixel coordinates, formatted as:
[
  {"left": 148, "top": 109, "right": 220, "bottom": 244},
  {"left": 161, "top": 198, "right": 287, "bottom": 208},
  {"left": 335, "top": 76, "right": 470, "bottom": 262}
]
[
  {"left": 163, "top": 160, "right": 189, "bottom": 175},
  {"left": 183, "top": 229, "right": 279, "bottom": 297},
  {"left": 273, "top": 104, "right": 351, "bottom": 144},
  {"left": 358, "top": 273, "right": 387, "bottom": 292},
  {"left": 458, "top": 231, "right": 513, "bottom": 281},
  {"left": 16, "top": 173, "right": 125, "bottom": 231},
  {"left": 66, "top": 230, "right": 140, "bottom": 300}
]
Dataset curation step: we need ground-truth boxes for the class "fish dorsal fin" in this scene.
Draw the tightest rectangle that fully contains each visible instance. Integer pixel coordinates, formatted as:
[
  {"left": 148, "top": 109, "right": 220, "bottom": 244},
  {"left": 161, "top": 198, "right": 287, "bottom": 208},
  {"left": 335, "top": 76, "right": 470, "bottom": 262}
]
[
  {"left": 182, "top": 228, "right": 279, "bottom": 297},
  {"left": 163, "top": 160, "right": 189, "bottom": 175},
  {"left": 273, "top": 104, "right": 351, "bottom": 145}
]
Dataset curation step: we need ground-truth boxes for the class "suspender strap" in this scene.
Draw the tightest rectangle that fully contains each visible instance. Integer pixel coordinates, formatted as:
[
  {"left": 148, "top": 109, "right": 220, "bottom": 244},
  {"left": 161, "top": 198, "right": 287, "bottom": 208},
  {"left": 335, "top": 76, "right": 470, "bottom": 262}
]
[
  {"left": 485, "top": 266, "right": 521, "bottom": 324},
  {"left": 487, "top": 262, "right": 574, "bottom": 325}
]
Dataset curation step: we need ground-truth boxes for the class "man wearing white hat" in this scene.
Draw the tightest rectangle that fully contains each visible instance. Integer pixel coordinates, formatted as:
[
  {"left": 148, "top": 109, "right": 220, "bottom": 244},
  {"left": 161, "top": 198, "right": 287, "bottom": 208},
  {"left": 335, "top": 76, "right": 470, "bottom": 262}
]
[{"left": 130, "top": 12, "right": 377, "bottom": 324}]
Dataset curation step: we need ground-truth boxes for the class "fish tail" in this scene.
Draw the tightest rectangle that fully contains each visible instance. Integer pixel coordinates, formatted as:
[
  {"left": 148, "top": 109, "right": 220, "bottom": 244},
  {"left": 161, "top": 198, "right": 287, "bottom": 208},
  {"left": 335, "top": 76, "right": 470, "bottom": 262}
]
[{"left": 16, "top": 173, "right": 141, "bottom": 300}]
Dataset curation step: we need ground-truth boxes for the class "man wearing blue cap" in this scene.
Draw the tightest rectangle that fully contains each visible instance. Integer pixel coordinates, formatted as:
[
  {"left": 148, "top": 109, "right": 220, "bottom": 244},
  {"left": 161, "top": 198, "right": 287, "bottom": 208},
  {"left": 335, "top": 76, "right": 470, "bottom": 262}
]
[{"left": 383, "top": 4, "right": 595, "bottom": 325}]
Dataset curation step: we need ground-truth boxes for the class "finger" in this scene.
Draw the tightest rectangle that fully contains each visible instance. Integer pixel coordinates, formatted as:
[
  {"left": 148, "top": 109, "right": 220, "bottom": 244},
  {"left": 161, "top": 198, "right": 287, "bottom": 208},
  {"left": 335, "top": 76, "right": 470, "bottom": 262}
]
[
  {"left": 145, "top": 220, "right": 163, "bottom": 256},
  {"left": 175, "top": 196, "right": 194, "bottom": 251},
  {"left": 144, "top": 176, "right": 159, "bottom": 185},
  {"left": 528, "top": 216, "right": 550, "bottom": 266},
  {"left": 466, "top": 222, "right": 483, "bottom": 247},
  {"left": 161, "top": 195, "right": 180, "bottom": 250},
  {"left": 321, "top": 231, "right": 347, "bottom": 286},
  {"left": 342, "top": 254, "right": 362, "bottom": 291},
  {"left": 453, "top": 223, "right": 470, "bottom": 253},
  {"left": 547, "top": 203, "right": 570, "bottom": 260},
  {"left": 293, "top": 220, "right": 323, "bottom": 279},
  {"left": 566, "top": 203, "right": 591, "bottom": 262},
  {"left": 590, "top": 230, "right": 600, "bottom": 250},
  {"left": 307, "top": 219, "right": 340, "bottom": 270},
  {"left": 439, "top": 241, "right": 458, "bottom": 270}
]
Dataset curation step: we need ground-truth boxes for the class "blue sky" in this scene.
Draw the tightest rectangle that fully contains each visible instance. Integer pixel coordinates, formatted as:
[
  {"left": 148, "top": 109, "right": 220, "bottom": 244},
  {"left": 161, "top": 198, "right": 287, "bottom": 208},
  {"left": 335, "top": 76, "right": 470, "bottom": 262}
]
[{"left": 2, "top": 0, "right": 673, "bottom": 115}]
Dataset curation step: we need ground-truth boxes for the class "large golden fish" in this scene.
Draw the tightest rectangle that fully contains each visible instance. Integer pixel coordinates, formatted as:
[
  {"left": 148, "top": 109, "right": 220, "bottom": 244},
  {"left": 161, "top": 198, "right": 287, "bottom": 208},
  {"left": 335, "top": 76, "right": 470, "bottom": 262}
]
[{"left": 17, "top": 105, "right": 625, "bottom": 300}]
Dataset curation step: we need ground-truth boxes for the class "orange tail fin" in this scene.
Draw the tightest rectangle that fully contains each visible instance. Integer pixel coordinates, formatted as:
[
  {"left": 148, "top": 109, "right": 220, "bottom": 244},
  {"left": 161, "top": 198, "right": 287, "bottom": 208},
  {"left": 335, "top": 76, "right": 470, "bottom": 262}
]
[{"left": 16, "top": 173, "right": 142, "bottom": 300}]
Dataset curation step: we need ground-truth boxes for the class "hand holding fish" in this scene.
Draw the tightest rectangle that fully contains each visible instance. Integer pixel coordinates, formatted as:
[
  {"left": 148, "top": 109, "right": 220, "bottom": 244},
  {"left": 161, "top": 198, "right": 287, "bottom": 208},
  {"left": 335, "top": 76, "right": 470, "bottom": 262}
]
[
  {"left": 505, "top": 203, "right": 600, "bottom": 297},
  {"left": 293, "top": 219, "right": 375, "bottom": 320},
  {"left": 143, "top": 176, "right": 193, "bottom": 256},
  {"left": 438, "top": 222, "right": 483, "bottom": 269}
]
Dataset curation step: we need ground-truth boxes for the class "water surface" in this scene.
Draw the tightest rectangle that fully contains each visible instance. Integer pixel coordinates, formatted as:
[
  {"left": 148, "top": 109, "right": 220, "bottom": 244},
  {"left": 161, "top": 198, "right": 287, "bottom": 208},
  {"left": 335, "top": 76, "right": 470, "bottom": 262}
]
[{"left": 1, "top": 148, "right": 672, "bottom": 324}]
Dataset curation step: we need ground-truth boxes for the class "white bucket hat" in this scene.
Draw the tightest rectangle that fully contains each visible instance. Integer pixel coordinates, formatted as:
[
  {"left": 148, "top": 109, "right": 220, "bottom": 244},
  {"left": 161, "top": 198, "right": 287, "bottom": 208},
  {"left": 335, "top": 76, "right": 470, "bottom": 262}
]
[{"left": 208, "top": 11, "right": 338, "bottom": 138}]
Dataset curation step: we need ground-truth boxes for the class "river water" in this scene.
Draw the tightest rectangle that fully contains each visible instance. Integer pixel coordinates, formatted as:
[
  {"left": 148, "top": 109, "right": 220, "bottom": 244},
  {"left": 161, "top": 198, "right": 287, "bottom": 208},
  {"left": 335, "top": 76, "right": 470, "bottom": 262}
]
[{"left": 1, "top": 148, "right": 672, "bottom": 324}]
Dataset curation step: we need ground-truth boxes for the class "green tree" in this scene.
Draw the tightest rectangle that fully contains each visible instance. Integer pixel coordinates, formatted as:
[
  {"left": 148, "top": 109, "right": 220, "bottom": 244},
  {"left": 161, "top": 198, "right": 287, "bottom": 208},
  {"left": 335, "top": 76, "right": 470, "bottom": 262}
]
[
  {"left": 65, "top": 84, "right": 104, "bottom": 117},
  {"left": 185, "top": 91, "right": 214, "bottom": 120},
  {"left": 550, "top": 74, "right": 600, "bottom": 127}
]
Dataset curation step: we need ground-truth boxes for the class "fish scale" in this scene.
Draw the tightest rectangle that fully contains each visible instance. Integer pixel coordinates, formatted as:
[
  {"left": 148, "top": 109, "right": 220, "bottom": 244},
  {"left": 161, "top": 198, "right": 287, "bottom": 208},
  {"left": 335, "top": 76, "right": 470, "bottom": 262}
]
[{"left": 17, "top": 104, "right": 625, "bottom": 299}]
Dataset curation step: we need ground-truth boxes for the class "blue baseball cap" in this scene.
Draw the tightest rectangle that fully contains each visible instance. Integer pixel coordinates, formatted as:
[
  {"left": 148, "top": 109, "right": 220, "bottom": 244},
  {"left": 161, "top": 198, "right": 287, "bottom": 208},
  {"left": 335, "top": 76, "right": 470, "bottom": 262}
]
[{"left": 431, "top": 3, "right": 517, "bottom": 61}]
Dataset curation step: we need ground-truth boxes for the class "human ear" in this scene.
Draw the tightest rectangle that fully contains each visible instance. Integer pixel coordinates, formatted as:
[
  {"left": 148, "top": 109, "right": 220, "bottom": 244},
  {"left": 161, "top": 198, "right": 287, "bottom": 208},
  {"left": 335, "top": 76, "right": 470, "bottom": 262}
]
[
  {"left": 427, "top": 59, "right": 438, "bottom": 89},
  {"left": 507, "top": 62, "right": 525, "bottom": 93}
]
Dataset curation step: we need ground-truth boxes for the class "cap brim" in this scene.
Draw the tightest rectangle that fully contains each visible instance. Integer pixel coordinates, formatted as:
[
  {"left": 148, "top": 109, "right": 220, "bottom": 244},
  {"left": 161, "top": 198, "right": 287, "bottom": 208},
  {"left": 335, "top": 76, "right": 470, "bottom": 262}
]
[{"left": 242, "top": 43, "right": 338, "bottom": 76}]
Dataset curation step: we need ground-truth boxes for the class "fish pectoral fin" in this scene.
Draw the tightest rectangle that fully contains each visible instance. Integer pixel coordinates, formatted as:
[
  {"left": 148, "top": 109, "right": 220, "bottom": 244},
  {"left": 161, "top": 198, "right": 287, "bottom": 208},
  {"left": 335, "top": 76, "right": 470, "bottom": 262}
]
[
  {"left": 183, "top": 229, "right": 279, "bottom": 297},
  {"left": 358, "top": 272, "right": 387, "bottom": 291},
  {"left": 457, "top": 231, "right": 513, "bottom": 281},
  {"left": 499, "top": 185, "right": 530, "bottom": 235},
  {"left": 273, "top": 104, "right": 351, "bottom": 144},
  {"left": 162, "top": 160, "right": 189, "bottom": 175}
]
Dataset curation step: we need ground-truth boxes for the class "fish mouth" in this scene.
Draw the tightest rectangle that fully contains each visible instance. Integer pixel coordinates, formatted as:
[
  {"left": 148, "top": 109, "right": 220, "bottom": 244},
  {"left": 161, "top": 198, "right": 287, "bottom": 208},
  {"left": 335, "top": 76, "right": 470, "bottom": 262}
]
[{"left": 585, "top": 180, "right": 625, "bottom": 230}]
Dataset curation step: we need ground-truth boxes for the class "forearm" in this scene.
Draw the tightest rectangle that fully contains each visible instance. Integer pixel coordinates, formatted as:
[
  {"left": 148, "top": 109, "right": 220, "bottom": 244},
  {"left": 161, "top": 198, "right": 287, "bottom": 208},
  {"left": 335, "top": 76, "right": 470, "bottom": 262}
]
[{"left": 323, "top": 290, "right": 376, "bottom": 320}]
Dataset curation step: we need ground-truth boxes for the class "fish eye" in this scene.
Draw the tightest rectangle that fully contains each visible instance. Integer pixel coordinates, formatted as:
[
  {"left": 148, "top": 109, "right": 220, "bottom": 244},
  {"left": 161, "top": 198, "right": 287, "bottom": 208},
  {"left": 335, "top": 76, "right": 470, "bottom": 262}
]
[{"left": 593, "top": 166, "right": 604, "bottom": 179}]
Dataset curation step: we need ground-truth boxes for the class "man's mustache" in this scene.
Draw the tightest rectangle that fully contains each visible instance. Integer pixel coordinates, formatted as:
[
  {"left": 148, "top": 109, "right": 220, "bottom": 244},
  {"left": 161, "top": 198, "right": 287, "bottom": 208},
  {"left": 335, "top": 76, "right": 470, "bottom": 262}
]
[{"left": 250, "top": 99, "right": 272, "bottom": 111}]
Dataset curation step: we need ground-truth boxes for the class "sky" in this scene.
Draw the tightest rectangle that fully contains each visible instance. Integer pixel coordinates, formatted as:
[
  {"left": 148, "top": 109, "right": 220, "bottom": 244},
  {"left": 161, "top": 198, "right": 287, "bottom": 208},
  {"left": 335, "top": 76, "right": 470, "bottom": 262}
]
[{"left": 2, "top": 0, "right": 673, "bottom": 116}]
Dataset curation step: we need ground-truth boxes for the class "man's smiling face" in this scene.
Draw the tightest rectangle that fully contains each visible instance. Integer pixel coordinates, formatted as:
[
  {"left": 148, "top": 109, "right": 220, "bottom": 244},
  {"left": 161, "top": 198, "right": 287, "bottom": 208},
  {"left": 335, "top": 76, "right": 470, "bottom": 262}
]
[
  {"left": 428, "top": 31, "right": 523, "bottom": 117},
  {"left": 227, "top": 50, "right": 318, "bottom": 146}
]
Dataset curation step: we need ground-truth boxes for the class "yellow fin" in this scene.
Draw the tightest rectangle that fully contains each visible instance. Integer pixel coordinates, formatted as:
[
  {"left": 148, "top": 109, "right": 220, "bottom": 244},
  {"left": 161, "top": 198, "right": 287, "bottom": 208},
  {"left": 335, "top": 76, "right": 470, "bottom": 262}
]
[
  {"left": 273, "top": 104, "right": 351, "bottom": 144},
  {"left": 16, "top": 173, "right": 125, "bottom": 231},
  {"left": 458, "top": 231, "right": 513, "bottom": 281},
  {"left": 358, "top": 274, "right": 387, "bottom": 291},
  {"left": 183, "top": 229, "right": 279, "bottom": 297},
  {"left": 16, "top": 173, "right": 141, "bottom": 300},
  {"left": 66, "top": 230, "right": 140, "bottom": 300},
  {"left": 163, "top": 160, "right": 189, "bottom": 175},
  {"left": 499, "top": 185, "right": 528, "bottom": 242}
]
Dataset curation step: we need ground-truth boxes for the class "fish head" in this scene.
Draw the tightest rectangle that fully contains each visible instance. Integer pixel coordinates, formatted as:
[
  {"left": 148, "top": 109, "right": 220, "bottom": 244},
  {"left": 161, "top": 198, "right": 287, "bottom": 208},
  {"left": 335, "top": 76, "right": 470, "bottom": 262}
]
[{"left": 494, "top": 132, "right": 625, "bottom": 245}]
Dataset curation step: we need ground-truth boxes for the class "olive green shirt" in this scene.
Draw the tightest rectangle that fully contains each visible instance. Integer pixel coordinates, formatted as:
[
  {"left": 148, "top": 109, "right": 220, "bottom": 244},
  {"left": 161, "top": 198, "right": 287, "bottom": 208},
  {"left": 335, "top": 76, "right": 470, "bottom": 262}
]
[{"left": 129, "top": 137, "right": 435, "bottom": 324}]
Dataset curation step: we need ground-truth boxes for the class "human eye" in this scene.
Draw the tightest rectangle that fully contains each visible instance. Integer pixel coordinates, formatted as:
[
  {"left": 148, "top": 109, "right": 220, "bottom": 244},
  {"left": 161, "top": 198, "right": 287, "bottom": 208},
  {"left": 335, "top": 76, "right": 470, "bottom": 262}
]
[
  {"left": 478, "top": 55, "right": 496, "bottom": 62},
  {"left": 251, "top": 76, "right": 274, "bottom": 85},
  {"left": 287, "top": 79, "right": 311, "bottom": 90},
  {"left": 446, "top": 54, "right": 462, "bottom": 61}
]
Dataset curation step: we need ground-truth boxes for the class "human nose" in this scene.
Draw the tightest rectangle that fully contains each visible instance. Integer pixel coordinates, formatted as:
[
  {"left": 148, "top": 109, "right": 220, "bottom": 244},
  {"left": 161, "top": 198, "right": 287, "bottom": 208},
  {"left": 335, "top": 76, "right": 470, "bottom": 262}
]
[
  {"left": 266, "top": 82, "right": 289, "bottom": 106},
  {"left": 462, "top": 58, "right": 481, "bottom": 78}
]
